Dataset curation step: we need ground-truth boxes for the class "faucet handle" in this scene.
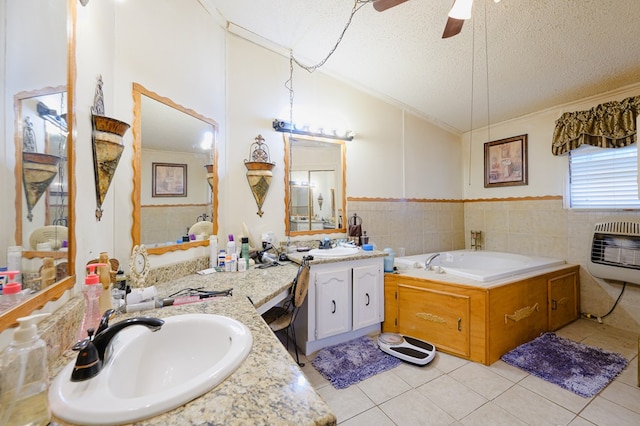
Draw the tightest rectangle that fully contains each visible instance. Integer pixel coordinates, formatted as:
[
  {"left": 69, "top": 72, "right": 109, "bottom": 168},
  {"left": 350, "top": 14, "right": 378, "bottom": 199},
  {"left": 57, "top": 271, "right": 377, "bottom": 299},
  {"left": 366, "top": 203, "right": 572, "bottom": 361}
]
[
  {"left": 71, "top": 328, "right": 103, "bottom": 382},
  {"left": 96, "top": 309, "right": 116, "bottom": 335}
]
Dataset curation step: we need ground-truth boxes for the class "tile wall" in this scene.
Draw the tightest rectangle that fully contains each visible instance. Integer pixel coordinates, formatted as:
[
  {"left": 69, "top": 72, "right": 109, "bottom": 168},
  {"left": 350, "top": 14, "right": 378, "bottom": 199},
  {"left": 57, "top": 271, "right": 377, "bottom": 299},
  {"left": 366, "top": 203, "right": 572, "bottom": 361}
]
[{"left": 349, "top": 197, "right": 640, "bottom": 334}]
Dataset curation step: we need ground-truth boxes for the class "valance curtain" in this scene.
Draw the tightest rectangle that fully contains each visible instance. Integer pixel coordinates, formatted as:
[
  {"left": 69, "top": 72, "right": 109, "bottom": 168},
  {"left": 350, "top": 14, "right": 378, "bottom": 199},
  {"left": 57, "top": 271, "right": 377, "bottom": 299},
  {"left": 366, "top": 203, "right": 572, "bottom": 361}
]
[{"left": 551, "top": 95, "right": 640, "bottom": 156}]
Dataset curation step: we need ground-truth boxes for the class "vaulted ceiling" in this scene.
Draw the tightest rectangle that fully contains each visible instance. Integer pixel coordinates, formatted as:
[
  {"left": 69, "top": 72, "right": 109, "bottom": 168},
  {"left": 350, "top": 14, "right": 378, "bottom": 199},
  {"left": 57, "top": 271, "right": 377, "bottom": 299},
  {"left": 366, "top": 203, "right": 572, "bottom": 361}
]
[{"left": 203, "top": 0, "right": 640, "bottom": 134}]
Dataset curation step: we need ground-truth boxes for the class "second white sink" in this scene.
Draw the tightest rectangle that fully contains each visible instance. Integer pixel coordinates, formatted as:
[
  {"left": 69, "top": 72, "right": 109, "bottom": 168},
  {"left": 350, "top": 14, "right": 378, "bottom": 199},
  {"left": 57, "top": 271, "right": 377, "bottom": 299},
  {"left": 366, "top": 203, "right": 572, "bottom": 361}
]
[{"left": 49, "top": 314, "right": 252, "bottom": 425}]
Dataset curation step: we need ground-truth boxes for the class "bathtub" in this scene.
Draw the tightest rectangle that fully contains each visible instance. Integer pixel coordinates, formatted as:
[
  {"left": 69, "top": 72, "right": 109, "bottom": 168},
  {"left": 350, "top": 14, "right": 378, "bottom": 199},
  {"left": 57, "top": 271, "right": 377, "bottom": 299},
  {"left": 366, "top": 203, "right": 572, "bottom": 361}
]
[{"left": 395, "top": 250, "right": 565, "bottom": 282}]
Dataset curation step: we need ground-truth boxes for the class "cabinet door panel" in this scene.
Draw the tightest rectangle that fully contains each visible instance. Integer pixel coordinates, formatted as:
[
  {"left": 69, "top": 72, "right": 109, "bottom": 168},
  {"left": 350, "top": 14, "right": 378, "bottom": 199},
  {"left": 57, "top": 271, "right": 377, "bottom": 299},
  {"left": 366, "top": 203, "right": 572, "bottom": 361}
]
[
  {"left": 397, "top": 284, "right": 470, "bottom": 357},
  {"left": 353, "top": 264, "right": 381, "bottom": 330},
  {"left": 315, "top": 269, "right": 351, "bottom": 340},
  {"left": 548, "top": 272, "right": 579, "bottom": 331}
]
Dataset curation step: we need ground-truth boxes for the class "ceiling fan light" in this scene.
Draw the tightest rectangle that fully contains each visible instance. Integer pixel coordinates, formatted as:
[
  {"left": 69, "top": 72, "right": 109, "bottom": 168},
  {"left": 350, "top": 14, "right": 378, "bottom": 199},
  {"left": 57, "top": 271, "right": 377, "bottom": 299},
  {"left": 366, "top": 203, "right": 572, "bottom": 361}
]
[{"left": 448, "top": 0, "right": 473, "bottom": 20}]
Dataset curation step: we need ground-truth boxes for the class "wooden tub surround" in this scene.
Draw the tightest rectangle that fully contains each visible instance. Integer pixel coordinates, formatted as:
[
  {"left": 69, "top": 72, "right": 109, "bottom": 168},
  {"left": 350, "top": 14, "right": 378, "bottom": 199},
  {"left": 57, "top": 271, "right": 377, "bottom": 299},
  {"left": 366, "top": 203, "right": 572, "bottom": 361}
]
[{"left": 383, "top": 264, "right": 580, "bottom": 365}]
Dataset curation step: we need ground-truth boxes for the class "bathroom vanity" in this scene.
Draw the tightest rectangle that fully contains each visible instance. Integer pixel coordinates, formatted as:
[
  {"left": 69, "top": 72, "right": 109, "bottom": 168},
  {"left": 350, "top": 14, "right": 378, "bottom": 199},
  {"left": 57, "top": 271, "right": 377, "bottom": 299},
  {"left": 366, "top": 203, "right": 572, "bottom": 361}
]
[
  {"left": 288, "top": 250, "right": 386, "bottom": 355},
  {"left": 44, "top": 262, "right": 336, "bottom": 425},
  {"left": 383, "top": 264, "right": 580, "bottom": 365}
]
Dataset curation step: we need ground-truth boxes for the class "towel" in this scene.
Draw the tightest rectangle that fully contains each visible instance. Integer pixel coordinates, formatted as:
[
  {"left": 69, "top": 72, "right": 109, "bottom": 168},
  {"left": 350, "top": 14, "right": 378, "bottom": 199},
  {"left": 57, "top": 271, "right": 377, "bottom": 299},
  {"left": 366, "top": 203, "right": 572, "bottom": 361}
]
[{"left": 348, "top": 223, "right": 361, "bottom": 238}]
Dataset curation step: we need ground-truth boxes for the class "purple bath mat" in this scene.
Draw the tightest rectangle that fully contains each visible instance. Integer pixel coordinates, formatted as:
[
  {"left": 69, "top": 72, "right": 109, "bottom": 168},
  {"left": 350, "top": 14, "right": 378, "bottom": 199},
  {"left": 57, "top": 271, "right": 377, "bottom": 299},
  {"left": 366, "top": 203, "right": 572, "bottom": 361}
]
[
  {"left": 501, "top": 332, "right": 628, "bottom": 398},
  {"left": 312, "top": 335, "right": 402, "bottom": 389}
]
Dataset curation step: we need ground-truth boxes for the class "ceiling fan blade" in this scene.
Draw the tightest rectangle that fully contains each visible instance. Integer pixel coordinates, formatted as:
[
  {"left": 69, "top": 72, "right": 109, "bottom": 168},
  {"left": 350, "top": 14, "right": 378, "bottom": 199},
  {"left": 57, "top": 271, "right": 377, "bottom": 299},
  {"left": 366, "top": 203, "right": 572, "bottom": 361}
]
[
  {"left": 442, "top": 17, "right": 464, "bottom": 38},
  {"left": 373, "top": 0, "right": 410, "bottom": 12}
]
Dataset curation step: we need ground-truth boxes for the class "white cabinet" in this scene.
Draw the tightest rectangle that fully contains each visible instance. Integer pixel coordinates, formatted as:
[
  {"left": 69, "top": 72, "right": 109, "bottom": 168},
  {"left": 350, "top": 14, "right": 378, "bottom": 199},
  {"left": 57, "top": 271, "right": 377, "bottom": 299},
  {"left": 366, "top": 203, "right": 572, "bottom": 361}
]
[
  {"left": 295, "top": 256, "right": 384, "bottom": 355},
  {"left": 315, "top": 269, "right": 351, "bottom": 340}
]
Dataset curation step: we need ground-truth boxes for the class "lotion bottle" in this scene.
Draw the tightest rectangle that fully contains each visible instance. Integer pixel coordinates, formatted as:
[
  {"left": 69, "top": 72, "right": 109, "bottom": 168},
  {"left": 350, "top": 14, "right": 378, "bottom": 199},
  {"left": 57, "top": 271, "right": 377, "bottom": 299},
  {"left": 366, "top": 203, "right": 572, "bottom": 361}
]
[
  {"left": 76, "top": 263, "right": 106, "bottom": 341},
  {"left": 0, "top": 313, "right": 51, "bottom": 425}
]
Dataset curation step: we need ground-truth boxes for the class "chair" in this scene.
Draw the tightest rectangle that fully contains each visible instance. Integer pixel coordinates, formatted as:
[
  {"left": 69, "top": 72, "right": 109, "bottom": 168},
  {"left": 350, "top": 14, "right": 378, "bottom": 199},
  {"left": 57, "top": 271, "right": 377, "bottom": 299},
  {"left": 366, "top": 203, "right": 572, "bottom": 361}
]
[{"left": 262, "top": 257, "right": 310, "bottom": 366}]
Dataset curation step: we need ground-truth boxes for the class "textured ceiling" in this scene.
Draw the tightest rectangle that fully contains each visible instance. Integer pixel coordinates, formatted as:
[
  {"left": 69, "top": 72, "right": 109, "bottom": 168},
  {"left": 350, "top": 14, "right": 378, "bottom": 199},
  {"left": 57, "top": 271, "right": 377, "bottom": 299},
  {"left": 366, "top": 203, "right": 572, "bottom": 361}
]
[{"left": 203, "top": 0, "right": 640, "bottom": 134}]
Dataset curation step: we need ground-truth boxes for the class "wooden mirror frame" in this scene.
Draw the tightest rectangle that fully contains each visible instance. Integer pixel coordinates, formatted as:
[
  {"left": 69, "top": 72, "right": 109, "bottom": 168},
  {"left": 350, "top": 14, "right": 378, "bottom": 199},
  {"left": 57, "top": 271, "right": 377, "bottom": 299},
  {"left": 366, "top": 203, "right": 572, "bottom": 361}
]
[
  {"left": 283, "top": 133, "right": 347, "bottom": 236},
  {"left": 0, "top": 0, "right": 76, "bottom": 332},
  {"left": 131, "top": 83, "right": 219, "bottom": 255}
]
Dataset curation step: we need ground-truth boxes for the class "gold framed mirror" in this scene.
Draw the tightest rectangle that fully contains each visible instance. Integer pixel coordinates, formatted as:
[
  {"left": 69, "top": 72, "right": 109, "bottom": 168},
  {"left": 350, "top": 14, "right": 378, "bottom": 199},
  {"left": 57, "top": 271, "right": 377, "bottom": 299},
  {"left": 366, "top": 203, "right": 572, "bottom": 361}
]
[
  {"left": 132, "top": 83, "right": 218, "bottom": 255},
  {"left": 283, "top": 134, "right": 347, "bottom": 235},
  {"left": 0, "top": 0, "right": 76, "bottom": 332}
]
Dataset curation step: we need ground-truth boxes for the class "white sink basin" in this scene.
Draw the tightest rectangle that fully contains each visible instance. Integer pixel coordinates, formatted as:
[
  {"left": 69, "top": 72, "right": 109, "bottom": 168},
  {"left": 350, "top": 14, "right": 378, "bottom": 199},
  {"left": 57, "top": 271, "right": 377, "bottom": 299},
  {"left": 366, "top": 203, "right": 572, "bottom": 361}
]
[
  {"left": 308, "top": 246, "right": 359, "bottom": 257},
  {"left": 49, "top": 314, "right": 252, "bottom": 425}
]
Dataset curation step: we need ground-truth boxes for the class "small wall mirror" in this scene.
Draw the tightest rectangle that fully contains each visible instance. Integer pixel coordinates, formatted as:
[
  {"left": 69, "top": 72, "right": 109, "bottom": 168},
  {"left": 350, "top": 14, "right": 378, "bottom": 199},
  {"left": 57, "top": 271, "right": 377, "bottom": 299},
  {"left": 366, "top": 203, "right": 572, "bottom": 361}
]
[
  {"left": 284, "top": 134, "right": 346, "bottom": 235},
  {"left": 132, "top": 83, "right": 218, "bottom": 254}
]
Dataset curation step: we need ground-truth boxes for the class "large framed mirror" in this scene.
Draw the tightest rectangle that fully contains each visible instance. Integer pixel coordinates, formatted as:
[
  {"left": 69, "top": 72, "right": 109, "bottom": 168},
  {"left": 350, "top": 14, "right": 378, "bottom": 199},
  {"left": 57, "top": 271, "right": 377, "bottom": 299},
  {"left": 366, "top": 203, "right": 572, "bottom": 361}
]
[
  {"left": 283, "top": 134, "right": 347, "bottom": 235},
  {"left": 132, "top": 83, "right": 218, "bottom": 255},
  {"left": 1, "top": 0, "right": 76, "bottom": 332}
]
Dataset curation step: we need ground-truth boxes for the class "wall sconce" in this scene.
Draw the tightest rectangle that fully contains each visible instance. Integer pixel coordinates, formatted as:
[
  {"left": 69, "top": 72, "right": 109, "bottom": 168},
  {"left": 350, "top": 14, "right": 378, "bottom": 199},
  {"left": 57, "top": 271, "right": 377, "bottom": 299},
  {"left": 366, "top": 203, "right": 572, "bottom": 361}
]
[
  {"left": 244, "top": 134, "right": 275, "bottom": 217},
  {"left": 90, "top": 75, "right": 130, "bottom": 221},
  {"left": 317, "top": 193, "right": 323, "bottom": 210},
  {"left": 272, "top": 119, "right": 354, "bottom": 141}
]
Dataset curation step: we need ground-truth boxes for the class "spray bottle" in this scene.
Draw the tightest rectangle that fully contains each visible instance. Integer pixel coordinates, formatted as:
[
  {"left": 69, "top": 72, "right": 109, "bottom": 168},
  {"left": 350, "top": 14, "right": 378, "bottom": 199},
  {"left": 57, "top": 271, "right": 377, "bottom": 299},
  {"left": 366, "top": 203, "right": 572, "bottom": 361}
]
[{"left": 0, "top": 313, "right": 51, "bottom": 425}]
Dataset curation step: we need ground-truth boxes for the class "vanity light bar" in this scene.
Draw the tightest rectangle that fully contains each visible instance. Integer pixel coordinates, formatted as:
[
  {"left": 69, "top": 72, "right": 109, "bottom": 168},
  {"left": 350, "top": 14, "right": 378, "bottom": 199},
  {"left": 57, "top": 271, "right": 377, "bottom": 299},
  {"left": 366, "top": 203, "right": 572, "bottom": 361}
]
[{"left": 272, "top": 119, "right": 354, "bottom": 141}]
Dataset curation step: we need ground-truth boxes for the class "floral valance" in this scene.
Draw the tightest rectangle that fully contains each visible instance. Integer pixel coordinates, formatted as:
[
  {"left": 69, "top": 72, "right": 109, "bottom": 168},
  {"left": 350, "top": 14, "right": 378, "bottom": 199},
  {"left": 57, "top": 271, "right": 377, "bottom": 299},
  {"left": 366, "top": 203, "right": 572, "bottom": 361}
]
[{"left": 551, "top": 95, "right": 640, "bottom": 156}]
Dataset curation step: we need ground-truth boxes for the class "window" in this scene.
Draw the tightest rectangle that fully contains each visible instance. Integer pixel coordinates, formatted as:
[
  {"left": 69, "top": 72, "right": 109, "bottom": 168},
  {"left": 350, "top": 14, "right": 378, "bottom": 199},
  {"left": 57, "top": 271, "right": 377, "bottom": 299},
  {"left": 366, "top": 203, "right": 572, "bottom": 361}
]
[{"left": 568, "top": 144, "right": 639, "bottom": 209}]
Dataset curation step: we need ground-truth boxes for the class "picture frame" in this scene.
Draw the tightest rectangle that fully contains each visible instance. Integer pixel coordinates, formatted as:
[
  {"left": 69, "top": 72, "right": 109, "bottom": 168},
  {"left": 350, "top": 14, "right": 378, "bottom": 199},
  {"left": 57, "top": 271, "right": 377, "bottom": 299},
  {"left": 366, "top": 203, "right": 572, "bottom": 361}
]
[
  {"left": 152, "top": 162, "right": 187, "bottom": 197},
  {"left": 484, "top": 134, "right": 528, "bottom": 188}
]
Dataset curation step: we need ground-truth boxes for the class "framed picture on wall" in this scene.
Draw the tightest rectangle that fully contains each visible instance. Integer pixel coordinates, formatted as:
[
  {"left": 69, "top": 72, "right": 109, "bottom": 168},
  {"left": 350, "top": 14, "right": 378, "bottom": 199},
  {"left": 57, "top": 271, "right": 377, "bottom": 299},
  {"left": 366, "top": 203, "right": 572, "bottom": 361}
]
[
  {"left": 152, "top": 162, "right": 187, "bottom": 197},
  {"left": 484, "top": 134, "right": 528, "bottom": 188}
]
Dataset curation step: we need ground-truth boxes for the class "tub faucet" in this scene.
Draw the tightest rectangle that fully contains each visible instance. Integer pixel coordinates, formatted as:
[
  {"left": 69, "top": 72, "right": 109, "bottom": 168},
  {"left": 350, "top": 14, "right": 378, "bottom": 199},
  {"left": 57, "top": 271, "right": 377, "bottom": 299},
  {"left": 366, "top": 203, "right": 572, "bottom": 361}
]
[
  {"left": 425, "top": 253, "right": 440, "bottom": 270},
  {"left": 71, "top": 310, "right": 164, "bottom": 382}
]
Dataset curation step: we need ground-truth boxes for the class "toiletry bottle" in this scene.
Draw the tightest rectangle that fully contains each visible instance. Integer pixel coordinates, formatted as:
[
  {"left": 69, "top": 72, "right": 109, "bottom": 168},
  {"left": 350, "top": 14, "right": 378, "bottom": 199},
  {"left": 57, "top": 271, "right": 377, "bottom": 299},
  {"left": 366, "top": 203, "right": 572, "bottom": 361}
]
[
  {"left": 241, "top": 237, "right": 250, "bottom": 270},
  {"left": 227, "top": 234, "right": 236, "bottom": 255},
  {"left": 0, "top": 271, "right": 23, "bottom": 313},
  {"left": 218, "top": 249, "right": 226, "bottom": 269},
  {"left": 383, "top": 248, "right": 395, "bottom": 273},
  {"left": 0, "top": 313, "right": 51, "bottom": 425},
  {"left": 76, "top": 263, "right": 106, "bottom": 341},
  {"left": 209, "top": 235, "right": 218, "bottom": 268}
]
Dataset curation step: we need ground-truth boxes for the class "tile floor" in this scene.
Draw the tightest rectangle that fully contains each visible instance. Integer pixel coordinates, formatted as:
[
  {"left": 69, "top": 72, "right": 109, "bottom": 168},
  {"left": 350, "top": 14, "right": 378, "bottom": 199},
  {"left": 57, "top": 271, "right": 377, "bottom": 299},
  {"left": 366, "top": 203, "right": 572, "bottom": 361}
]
[{"left": 287, "top": 319, "right": 640, "bottom": 425}]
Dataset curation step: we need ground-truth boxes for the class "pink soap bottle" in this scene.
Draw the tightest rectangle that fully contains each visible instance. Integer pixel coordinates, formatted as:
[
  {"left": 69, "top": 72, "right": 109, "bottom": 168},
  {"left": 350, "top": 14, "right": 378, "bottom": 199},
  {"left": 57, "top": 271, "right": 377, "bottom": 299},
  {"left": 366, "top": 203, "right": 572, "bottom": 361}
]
[
  {"left": 76, "top": 263, "right": 107, "bottom": 341},
  {"left": 0, "top": 271, "right": 23, "bottom": 313}
]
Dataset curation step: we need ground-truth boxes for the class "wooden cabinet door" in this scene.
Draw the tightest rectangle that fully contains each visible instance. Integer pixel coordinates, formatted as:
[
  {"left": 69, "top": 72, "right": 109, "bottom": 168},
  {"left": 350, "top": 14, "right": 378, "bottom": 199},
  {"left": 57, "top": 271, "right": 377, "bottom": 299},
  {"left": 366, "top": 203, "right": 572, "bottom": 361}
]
[
  {"left": 397, "top": 284, "right": 471, "bottom": 357},
  {"left": 548, "top": 271, "right": 579, "bottom": 331},
  {"left": 315, "top": 268, "right": 351, "bottom": 340},
  {"left": 352, "top": 264, "right": 381, "bottom": 330}
]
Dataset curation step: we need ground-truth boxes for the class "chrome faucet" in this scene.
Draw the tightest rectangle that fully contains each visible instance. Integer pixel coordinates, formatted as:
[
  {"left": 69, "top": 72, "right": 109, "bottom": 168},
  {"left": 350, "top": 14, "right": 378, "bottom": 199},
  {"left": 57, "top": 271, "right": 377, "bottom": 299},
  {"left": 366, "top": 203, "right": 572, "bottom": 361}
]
[
  {"left": 425, "top": 253, "right": 440, "bottom": 270},
  {"left": 71, "top": 310, "right": 164, "bottom": 382}
]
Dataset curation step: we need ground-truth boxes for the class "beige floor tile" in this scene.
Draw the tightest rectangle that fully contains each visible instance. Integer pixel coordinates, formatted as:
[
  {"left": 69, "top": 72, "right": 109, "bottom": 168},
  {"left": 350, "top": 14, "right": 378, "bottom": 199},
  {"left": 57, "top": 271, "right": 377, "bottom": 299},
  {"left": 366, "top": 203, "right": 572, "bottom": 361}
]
[
  {"left": 459, "top": 402, "right": 528, "bottom": 426},
  {"left": 356, "top": 369, "right": 411, "bottom": 405},
  {"left": 448, "top": 362, "right": 514, "bottom": 400},
  {"left": 617, "top": 355, "right": 638, "bottom": 387},
  {"left": 568, "top": 416, "right": 597, "bottom": 426},
  {"left": 430, "top": 351, "right": 469, "bottom": 373},
  {"left": 379, "top": 389, "right": 456, "bottom": 426},
  {"left": 494, "top": 385, "right": 576, "bottom": 425},
  {"left": 392, "top": 361, "right": 444, "bottom": 388},
  {"left": 581, "top": 333, "right": 638, "bottom": 361},
  {"left": 487, "top": 359, "right": 528, "bottom": 383},
  {"left": 580, "top": 396, "right": 640, "bottom": 426},
  {"left": 518, "top": 375, "right": 593, "bottom": 414},
  {"left": 300, "top": 360, "right": 330, "bottom": 390},
  {"left": 417, "top": 375, "right": 487, "bottom": 420},
  {"left": 599, "top": 381, "right": 640, "bottom": 414},
  {"left": 316, "top": 384, "right": 375, "bottom": 423},
  {"left": 339, "top": 407, "right": 395, "bottom": 426}
]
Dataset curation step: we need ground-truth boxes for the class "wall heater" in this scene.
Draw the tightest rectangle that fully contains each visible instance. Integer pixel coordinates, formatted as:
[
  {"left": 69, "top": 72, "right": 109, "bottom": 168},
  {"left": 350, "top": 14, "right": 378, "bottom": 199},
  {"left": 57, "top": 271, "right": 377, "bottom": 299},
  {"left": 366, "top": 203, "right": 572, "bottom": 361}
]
[{"left": 588, "top": 218, "right": 640, "bottom": 285}]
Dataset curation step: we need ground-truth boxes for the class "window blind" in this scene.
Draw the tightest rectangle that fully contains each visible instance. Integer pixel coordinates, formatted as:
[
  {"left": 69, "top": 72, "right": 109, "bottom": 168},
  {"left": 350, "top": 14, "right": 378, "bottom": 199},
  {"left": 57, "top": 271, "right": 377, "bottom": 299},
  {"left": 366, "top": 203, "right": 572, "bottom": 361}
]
[{"left": 569, "top": 144, "right": 639, "bottom": 209}]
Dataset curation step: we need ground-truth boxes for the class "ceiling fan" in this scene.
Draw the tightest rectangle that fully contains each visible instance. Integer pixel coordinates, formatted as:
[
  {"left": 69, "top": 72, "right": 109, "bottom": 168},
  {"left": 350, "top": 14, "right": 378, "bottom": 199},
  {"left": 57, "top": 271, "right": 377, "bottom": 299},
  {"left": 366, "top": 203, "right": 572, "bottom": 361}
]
[{"left": 373, "top": 0, "right": 483, "bottom": 39}]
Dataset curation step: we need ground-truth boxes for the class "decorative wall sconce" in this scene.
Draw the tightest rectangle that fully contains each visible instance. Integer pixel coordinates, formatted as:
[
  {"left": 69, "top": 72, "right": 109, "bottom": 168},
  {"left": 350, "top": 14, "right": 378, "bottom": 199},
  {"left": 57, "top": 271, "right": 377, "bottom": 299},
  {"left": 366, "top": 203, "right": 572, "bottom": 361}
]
[
  {"left": 90, "top": 75, "right": 130, "bottom": 220},
  {"left": 272, "top": 119, "right": 354, "bottom": 141},
  {"left": 204, "top": 164, "right": 214, "bottom": 191},
  {"left": 317, "top": 193, "right": 324, "bottom": 210},
  {"left": 244, "top": 134, "right": 275, "bottom": 217}
]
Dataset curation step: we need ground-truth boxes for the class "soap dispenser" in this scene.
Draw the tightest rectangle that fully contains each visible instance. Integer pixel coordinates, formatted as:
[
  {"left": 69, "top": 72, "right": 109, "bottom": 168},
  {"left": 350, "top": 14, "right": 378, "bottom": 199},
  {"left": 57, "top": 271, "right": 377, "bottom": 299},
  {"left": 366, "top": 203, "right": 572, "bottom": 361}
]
[
  {"left": 0, "top": 271, "right": 24, "bottom": 313},
  {"left": 76, "top": 263, "right": 107, "bottom": 342},
  {"left": 0, "top": 313, "right": 51, "bottom": 425}
]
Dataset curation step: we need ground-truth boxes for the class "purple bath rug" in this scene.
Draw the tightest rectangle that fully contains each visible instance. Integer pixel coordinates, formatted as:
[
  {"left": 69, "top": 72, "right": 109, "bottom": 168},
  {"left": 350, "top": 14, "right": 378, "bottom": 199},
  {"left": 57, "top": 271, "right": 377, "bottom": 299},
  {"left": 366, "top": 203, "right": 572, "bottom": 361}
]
[
  {"left": 501, "top": 332, "right": 628, "bottom": 398},
  {"left": 311, "top": 335, "right": 402, "bottom": 389}
]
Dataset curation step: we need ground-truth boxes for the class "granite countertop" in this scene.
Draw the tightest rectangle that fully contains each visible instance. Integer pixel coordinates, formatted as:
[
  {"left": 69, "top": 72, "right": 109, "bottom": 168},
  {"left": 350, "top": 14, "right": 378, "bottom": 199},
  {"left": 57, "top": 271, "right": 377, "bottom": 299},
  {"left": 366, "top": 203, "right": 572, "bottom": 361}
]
[
  {"left": 287, "top": 248, "right": 387, "bottom": 265},
  {"left": 49, "top": 263, "right": 336, "bottom": 426}
]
